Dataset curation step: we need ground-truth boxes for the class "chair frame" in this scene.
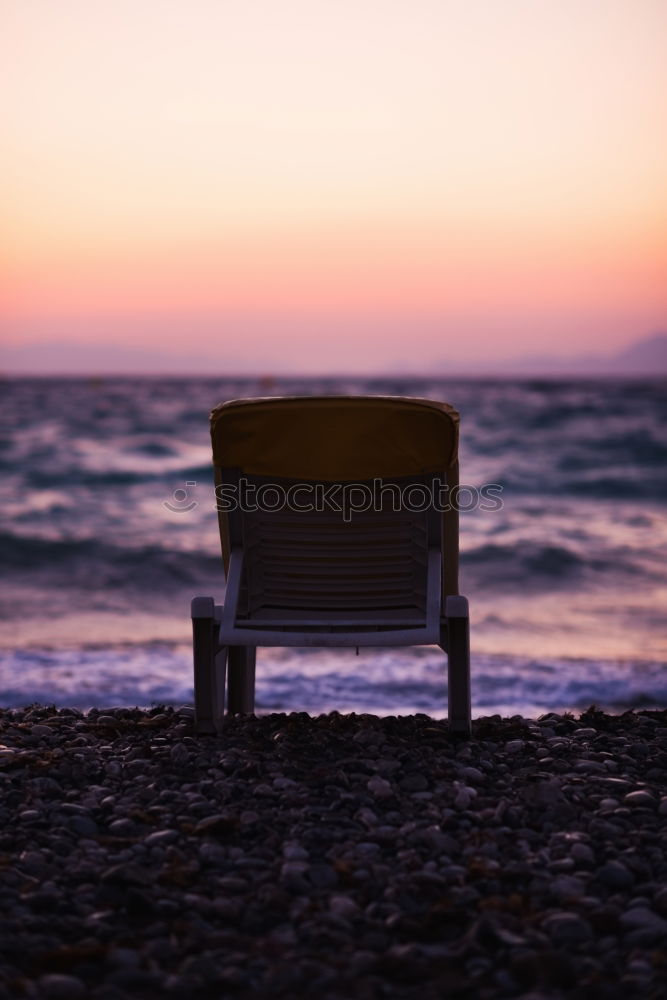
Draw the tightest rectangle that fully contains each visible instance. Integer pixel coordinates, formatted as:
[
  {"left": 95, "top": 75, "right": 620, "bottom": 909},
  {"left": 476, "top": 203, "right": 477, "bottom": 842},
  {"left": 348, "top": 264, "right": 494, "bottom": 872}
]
[
  {"left": 192, "top": 400, "right": 471, "bottom": 736},
  {"left": 193, "top": 502, "right": 470, "bottom": 733}
]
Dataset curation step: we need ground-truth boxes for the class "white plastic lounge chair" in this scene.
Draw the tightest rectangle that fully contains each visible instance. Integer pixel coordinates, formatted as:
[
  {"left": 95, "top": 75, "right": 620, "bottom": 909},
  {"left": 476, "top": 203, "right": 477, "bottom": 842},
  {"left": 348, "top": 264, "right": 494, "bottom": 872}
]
[{"left": 192, "top": 396, "right": 471, "bottom": 735}]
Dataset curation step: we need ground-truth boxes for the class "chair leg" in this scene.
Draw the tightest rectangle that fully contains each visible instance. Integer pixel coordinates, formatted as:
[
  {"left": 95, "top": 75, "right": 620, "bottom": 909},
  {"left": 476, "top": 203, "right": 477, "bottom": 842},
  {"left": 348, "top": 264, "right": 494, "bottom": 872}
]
[
  {"left": 211, "top": 606, "right": 226, "bottom": 733},
  {"left": 211, "top": 638, "right": 227, "bottom": 735},
  {"left": 227, "top": 646, "right": 257, "bottom": 714},
  {"left": 192, "top": 596, "right": 225, "bottom": 734},
  {"left": 444, "top": 595, "right": 472, "bottom": 737}
]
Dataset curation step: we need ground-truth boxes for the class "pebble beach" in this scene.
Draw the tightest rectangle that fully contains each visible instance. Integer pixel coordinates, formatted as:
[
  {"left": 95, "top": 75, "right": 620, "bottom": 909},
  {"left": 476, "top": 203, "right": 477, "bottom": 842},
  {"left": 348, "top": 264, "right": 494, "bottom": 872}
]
[{"left": 1, "top": 706, "right": 666, "bottom": 1000}]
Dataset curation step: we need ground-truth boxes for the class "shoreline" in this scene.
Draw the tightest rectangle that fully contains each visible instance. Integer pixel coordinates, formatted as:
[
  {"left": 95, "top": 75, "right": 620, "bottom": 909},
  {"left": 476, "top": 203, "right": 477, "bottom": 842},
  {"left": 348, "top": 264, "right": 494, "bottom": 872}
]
[{"left": 1, "top": 706, "right": 666, "bottom": 998}]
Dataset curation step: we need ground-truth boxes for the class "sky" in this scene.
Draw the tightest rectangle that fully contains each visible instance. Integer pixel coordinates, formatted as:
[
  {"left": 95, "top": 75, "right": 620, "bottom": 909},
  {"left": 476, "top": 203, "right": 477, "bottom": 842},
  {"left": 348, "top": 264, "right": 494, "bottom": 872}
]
[{"left": 2, "top": 0, "right": 666, "bottom": 373}]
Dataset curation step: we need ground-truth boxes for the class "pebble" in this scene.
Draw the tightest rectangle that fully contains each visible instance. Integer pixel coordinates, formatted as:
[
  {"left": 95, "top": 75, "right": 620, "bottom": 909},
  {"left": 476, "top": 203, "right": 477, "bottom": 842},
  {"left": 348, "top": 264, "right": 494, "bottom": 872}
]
[
  {"left": 68, "top": 814, "right": 100, "bottom": 837},
  {"left": 458, "top": 765, "right": 485, "bottom": 783},
  {"left": 453, "top": 783, "right": 477, "bottom": 808},
  {"left": 1, "top": 704, "right": 666, "bottom": 999},
  {"left": 542, "top": 911, "right": 593, "bottom": 945},
  {"left": 549, "top": 874, "right": 586, "bottom": 900},
  {"left": 283, "top": 841, "right": 309, "bottom": 860},
  {"left": 169, "top": 743, "right": 190, "bottom": 765},
  {"left": 29, "top": 724, "right": 54, "bottom": 738},
  {"left": 619, "top": 907, "right": 667, "bottom": 931},
  {"left": 366, "top": 775, "right": 393, "bottom": 798},
  {"left": 198, "top": 842, "right": 226, "bottom": 866},
  {"left": 597, "top": 860, "right": 635, "bottom": 890},
  {"left": 570, "top": 842, "right": 596, "bottom": 866},
  {"left": 329, "top": 894, "right": 360, "bottom": 919},
  {"left": 624, "top": 789, "right": 656, "bottom": 808},
  {"left": 37, "top": 974, "right": 87, "bottom": 998},
  {"left": 144, "top": 829, "right": 179, "bottom": 847}
]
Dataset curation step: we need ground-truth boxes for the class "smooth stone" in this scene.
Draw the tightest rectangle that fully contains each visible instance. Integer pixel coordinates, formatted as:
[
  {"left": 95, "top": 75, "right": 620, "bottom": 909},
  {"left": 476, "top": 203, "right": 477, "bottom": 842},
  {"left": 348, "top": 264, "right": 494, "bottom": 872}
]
[
  {"left": 100, "top": 863, "right": 152, "bottom": 886},
  {"left": 30, "top": 725, "right": 54, "bottom": 738},
  {"left": 454, "top": 785, "right": 476, "bottom": 809},
  {"left": 597, "top": 861, "right": 635, "bottom": 890},
  {"left": 106, "top": 948, "right": 141, "bottom": 969},
  {"left": 653, "top": 887, "right": 667, "bottom": 915},
  {"left": 169, "top": 744, "right": 190, "bottom": 765},
  {"left": 194, "top": 814, "right": 235, "bottom": 835},
  {"left": 624, "top": 790, "right": 656, "bottom": 808},
  {"left": 283, "top": 842, "right": 309, "bottom": 861},
  {"left": 417, "top": 826, "right": 458, "bottom": 854},
  {"left": 280, "top": 861, "right": 309, "bottom": 891},
  {"left": 399, "top": 773, "right": 429, "bottom": 792},
  {"left": 367, "top": 776, "right": 393, "bottom": 798},
  {"left": 356, "top": 807, "right": 379, "bottom": 826},
  {"left": 108, "top": 818, "right": 136, "bottom": 836},
  {"left": 198, "top": 843, "right": 226, "bottom": 867},
  {"left": 619, "top": 907, "right": 667, "bottom": 931},
  {"left": 458, "top": 766, "right": 485, "bottom": 783},
  {"left": 329, "top": 894, "right": 361, "bottom": 919},
  {"left": 38, "top": 974, "right": 86, "bottom": 999},
  {"left": 67, "top": 815, "right": 99, "bottom": 837},
  {"left": 308, "top": 863, "right": 338, "bottom": 888},
  {"left": 549, "top": 875, "right": 586, "bottom": 900},
  {"left": 542, "top": 912, "right": 593, "bottom": 945},
  {"left": 570, "top": 843, "right": 595, "bottom": 866},
  {"left": 144, "top": 829, "right": 179, "bottom": 847},
  {"left": 252, "top": 783, "right": 274, "bottom": 797},
  {"left": 214, "top": 876, "right": 248, "bottom": 893}
]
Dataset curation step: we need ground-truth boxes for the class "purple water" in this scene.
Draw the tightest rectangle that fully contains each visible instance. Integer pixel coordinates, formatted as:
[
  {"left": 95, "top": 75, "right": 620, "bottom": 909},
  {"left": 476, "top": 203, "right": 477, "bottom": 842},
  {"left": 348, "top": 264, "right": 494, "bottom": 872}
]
[{"left": 1, "top": 375, "right": 665, "bottom": 716}]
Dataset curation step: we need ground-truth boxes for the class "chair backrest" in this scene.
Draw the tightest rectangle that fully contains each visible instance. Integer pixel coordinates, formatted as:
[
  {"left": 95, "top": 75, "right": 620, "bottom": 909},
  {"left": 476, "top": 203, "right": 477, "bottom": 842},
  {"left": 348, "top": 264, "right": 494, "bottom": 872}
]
[
  {"left": 210, "top": 396, "right": 462, "bottom": 611},
  {"left": 210, "top": 395, "right": 458, "bottom": 480},
  {"left": 227, "top": 472, "right": 440, "bottom": 631}
]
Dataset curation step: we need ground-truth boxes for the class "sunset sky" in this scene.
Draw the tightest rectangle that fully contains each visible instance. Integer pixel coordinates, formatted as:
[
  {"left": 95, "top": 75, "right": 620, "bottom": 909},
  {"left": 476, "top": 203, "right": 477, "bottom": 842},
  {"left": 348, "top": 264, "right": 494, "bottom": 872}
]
[{"left": 2, "top": 0, "right": 666, "bottom": 373}]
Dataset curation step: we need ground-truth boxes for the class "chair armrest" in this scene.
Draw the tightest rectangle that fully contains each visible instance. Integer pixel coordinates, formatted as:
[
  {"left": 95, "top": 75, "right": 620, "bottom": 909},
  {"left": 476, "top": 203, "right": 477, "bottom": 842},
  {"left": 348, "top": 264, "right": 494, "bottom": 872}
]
[
  {"left": 445, "top": 595, "right": 469, "bottom": 618},
  {"left": 192, "top": 596, "right": 215, "bottom": 619}
]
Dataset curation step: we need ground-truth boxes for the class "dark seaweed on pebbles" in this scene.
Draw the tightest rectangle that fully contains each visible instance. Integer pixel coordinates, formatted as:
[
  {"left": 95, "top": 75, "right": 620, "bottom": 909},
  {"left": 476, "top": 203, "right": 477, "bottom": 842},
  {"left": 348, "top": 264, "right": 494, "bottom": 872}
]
[{"left": 1, "top": 706, "right": 666, "bottom": 999}]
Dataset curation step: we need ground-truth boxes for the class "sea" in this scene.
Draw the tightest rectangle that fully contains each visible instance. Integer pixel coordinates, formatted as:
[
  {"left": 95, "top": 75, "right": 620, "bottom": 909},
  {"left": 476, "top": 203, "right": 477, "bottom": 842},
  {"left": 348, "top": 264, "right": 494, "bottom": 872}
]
[{"left": 1, "top": 376, "right": 665, "bottom": 719}]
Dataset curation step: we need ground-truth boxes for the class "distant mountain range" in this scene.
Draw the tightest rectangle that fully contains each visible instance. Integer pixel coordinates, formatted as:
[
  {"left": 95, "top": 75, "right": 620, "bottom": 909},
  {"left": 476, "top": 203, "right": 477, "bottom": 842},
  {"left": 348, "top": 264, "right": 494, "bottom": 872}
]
[
  {"left": 606, "top": 333, "right": 667, "bottom": 372},
  {"left": 0, "top": 340, "right": 255, "bottom": 376},
  {"left": 1, "top": 332, "right": 666, "bottom": 376},
  {"left": 435, "top": 333, "right": 667, "bottom": 376}
]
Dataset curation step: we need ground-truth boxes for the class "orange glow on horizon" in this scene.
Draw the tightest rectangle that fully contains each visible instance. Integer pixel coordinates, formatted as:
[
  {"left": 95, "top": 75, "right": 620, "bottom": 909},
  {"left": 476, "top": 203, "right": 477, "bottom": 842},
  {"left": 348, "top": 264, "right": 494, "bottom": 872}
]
[
  {"left": 4, "top": 219, "right": 665, "bottom": 320},
  {"left": 2, "top": 0, "right": 666, "bottom": 369}
]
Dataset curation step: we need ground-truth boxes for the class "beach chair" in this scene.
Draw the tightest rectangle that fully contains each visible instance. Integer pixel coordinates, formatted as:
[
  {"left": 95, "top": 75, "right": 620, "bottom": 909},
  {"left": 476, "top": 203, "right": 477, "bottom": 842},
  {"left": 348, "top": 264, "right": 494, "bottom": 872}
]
[{"left": 191, "top": 396, "right": 471, "bottom": 735}]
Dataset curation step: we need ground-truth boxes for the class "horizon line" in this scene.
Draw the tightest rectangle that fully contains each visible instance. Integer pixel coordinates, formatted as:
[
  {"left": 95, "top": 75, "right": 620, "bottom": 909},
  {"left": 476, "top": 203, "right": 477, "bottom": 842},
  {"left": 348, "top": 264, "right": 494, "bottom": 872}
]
[{"left": 2, "top": 369, "right": 665, "bottom": 380}]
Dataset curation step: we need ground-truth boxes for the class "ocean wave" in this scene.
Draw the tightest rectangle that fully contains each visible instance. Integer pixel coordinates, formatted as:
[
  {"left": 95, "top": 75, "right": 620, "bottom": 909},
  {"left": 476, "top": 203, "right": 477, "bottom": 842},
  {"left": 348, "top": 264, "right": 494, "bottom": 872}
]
[
  {"left": 557, "top": 430, "right": 667, "bottom": 467},
  {"left": 0, "top": 532, "right": 221, "bottom": 588},
  {"left": 463, "top": 541, "right": 587, "bottom": 584},
  {"left": 6, "top": 460, "right": 663, "bottom": 499},
  {"left": 0, "top": 645, "right": 664, "bottom": 716},
  {"left": 13, "top": 463, "right": 216, "bottom": 489},
  {"left": 484, "top": 469, "right": 666, "bottom": 501},
  {"left": 0, "top": 528, "right": 652, "bottom": 597},
  {"left": 560, "top": 477, "right": 666, "bottom": 500}
]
